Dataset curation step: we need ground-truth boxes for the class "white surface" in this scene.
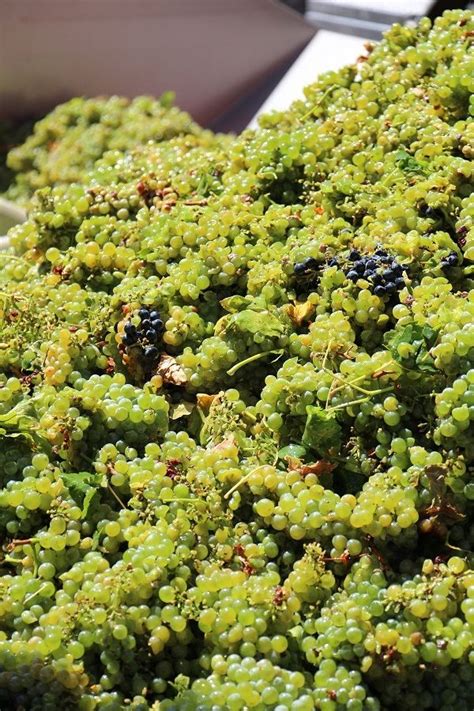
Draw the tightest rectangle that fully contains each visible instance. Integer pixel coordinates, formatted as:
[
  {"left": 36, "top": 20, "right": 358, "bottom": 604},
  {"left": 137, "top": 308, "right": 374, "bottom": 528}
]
[
  {"left": 307, "top": 0, "right": 432, "bottom": 13},
  {"left": 0, "top": 198, "right": 26, "bottom": 243},
  {"left": 248, "top": 30, "right": 367, "bottom": 127}
]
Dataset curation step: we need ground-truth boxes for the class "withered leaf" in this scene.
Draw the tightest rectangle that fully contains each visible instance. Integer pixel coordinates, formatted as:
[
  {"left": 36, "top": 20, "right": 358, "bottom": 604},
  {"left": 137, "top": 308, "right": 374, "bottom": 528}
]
[
  {"left": 169, "top": 402, "right": 194, "bottom": 420},
  {"left": 286, "top": 457, "right": 335, "bottom": 477},
  {"left": 299, "top": 460, "right": 335, "bottom": 476},
  {"left": 285, "top": 301, "right": 315, "bottom": 328},
  {"left": 196, "top": 393, "right": 218, "bottom": 411},
  {"left": 155, "top": 354, "right": 187, "bottom": 386}
]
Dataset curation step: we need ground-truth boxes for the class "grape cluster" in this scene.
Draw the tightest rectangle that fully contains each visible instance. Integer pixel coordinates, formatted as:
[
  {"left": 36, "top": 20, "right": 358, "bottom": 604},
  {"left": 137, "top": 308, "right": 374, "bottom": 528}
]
[
  {"left": 441, "top": 250, "right": 459, "bottom": 271},
  {"left": 346, "top": 248, "right": 405, "bottom": 297},
  {"left": 0, "top": 9, "right": 472, "bottom": 711},
  {"left": 3, "top": 95, "right": 202, "bottom": 205},
  {"left": 121, "top": 307, "right": 165, "bottom": 366}
]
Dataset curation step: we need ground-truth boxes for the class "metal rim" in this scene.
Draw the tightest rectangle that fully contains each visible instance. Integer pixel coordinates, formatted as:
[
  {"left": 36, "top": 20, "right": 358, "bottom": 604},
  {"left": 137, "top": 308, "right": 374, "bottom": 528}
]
[{"left": 0, "top": 197, "right": 27, "bottom": 246}]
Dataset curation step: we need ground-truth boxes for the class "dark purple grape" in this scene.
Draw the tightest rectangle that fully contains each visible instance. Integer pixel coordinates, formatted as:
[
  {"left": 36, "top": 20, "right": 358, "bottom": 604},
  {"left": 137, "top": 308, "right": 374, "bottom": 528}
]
[
  {"left": 124, "top": 322, "right": 137, "bottom": 336},
  {"left": 151, "top": 319, "right": 164, "bottom": 332},
  {"left": 144, "top": 346, "right": 159, "bottom": 360},
  {"left": 294, "top": 262, "right": 307, "bottom": 275}
]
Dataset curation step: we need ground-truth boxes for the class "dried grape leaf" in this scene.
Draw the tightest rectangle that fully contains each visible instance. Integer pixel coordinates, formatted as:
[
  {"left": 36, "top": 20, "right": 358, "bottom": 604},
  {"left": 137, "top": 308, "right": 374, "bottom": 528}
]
[
  {"left": 155, "top": 354, "right": 187, "bottom": 386},
  {"left": 286, "top": 301, "right": 315, "bottom": 328},
  {"left": 211, "top": 434, "right": 238, "bottom": 453},
  {"left": 298, "top": 460, "right": 335, "bottom": 476},
  {"left": 196, "top": 393, "right": 218, "bottom": 411},
  {"left": 285, "top": 455, "right": 335, "bottom": 476},
  {"left": 169, "top": 402, "right": 195, "bottom": 420}
]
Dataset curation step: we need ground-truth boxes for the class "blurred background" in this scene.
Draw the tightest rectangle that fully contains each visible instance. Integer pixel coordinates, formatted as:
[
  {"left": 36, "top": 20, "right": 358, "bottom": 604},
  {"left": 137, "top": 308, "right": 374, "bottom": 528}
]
[
  {"left": 0, "top": 0, "right": 471, "bottom": 133},
  {"left": 294, "top": 0, "right": 469, "bottom": 37}
]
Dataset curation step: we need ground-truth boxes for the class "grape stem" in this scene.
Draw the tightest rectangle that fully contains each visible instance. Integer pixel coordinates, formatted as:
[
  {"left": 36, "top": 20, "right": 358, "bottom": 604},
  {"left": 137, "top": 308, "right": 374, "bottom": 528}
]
[
  {"left": 2, "top": 555, "right": 22, "bottom": 565},
  {"left": 24, "top": 583, "right": 51, "bottom": 605},
  {"left": 299, "top": 85, "right": 336, "bottom": 123},
  {"left": 224, "top": 465, "right": 268, "bottom": 500},
  {"left": 328, "top": 388, "right": 393, "bottom": 413},
  {"left": 325, "top": 369, "right": 395, "bottom": 398},
  {"left": 326, "top": 371, "right": 372, "bottom": 401},
  {"left": 7, "top": 537, "right": 37, "bottom": 550},
  {"left": 321, "top": 340, "right": 333, "bottom": 371},
  {"left": 107, "top": 484, "right": 127, "bottom": 509},
  {"left": 226, "top": 349, "right": 283, "bottom": 377}
]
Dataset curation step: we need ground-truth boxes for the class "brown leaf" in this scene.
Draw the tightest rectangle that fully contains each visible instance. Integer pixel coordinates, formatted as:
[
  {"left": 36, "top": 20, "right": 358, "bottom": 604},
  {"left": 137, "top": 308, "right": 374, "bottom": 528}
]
[
  {"left": 286, "top": 456, "right": 335, "bottom": 477},
  {"left": 285, "top": 455, "right": 303, "bottom": 471},
  {"left": 285, "top": 301, "right": 315, "bottom": 328},
  {"left": 196, "top": 393, "right": 218, "bottom": 411},
  {"left": 155, "top": 354, "right": 187, "bottom": 386},
  {"left": 299, "top": 460, "right": 335, "bottom": 476}
]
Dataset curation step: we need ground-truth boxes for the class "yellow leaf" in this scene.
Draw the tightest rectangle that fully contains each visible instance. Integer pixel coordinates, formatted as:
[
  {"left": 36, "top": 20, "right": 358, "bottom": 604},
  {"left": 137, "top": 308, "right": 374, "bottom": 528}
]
[
  {"left": 169, "top": 402, "right": 194, "bottom": 419},
  {"left": 286, "top": 301, "right": 315, "bottom": 327},
  {"left": 196, "top": 393, "right": 218, "bottom": 411}
]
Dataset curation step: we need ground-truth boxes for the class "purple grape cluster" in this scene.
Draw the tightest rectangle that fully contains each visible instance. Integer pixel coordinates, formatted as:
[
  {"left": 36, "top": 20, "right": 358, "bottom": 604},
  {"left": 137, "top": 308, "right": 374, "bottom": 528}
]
[
  {"left": 121, "top": 307, "right": 164, "bottom": 364},
  {"left": 346, "top": 248, "right": 405, "bottom": 297}
]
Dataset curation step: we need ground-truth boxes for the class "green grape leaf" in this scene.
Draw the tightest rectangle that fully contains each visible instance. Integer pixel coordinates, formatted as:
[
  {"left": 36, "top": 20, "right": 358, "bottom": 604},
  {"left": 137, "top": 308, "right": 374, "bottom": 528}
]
[
  {"left": 60, "top": 471, "right": 101, "bottom": 518},
  {"left": 91, "top": 527, "right": 101, "bottom": 551},
  {"left": 0, "top": 402, "right": 48, "bottom": 448},
  {"left": 289, "top": 625, "right": 304, "bottom": 640},
  {"left": 385, "top": 323, "right": 438, "bottom": 373},
  {"left": 220, "top": 295, "right": 254, "bottom": 313},
  {"left": 395, "top": 149, "right": 428, "bottom": 175},
  {"left": 0, "top": 401, "right": 33, "bottom": 427},
  {"left": 302, "top": 406, "right": 342, "bottom": 456},
  {"left": 81, "top": 488, "right": 97, "bottom": 519},
  {"left": 228, "top": 309, "right": 286, "bottom": 338},
  {"left": 278, "top": 443, "right": 308, "bottom": 460},
  {"left": 170, "top": 674, "right": 190, "bottom": 693}
]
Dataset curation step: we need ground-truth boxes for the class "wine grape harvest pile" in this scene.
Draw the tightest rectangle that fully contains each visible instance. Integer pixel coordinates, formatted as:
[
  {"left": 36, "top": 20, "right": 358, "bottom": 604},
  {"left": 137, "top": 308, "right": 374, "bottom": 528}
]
[{"left": 0, "top": 10, "right": 473, "bottom": 711}]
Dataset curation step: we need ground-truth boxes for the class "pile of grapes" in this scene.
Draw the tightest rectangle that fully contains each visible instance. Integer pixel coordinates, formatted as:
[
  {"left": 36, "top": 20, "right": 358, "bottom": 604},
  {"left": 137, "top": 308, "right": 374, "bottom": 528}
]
[{"left": 0, "top": 10, "right": 473, "bottom": 711}]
